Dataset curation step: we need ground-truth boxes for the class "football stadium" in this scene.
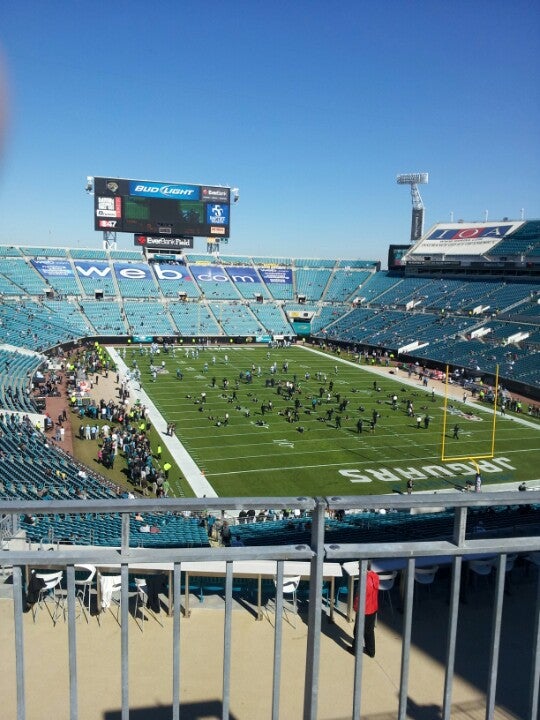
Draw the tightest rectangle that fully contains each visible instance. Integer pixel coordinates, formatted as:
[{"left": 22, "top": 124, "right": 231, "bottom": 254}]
[{"left": 1, "top": 175, "right": 540, "bottom": 720}]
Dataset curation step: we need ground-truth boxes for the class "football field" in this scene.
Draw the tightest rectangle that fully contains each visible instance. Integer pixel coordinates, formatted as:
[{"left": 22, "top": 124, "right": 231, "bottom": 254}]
[{"left": 127, "top": 344, "right": 540, "bottom": 498}]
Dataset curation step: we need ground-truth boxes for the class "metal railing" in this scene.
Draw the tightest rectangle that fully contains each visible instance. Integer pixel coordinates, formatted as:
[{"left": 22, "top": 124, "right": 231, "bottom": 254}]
[{"left": 1, "top": 492, "right": 540, "bottom": 720}]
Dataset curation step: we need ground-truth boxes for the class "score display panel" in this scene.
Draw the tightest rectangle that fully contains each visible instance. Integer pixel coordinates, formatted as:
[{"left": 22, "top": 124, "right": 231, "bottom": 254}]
[{"left": 94, "top": 177, "right": 230, "bottom": 237}]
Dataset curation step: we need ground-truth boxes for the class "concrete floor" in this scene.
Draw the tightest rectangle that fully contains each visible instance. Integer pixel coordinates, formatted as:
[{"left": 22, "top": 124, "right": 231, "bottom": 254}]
[{"left": 1, "top": 564, "right": 536, "bottom": 720}]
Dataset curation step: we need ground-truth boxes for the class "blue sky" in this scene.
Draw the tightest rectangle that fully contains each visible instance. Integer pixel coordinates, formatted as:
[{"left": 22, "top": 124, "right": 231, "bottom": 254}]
[{"left": 0, "top": 0, "right": 539, "bottom": 263}]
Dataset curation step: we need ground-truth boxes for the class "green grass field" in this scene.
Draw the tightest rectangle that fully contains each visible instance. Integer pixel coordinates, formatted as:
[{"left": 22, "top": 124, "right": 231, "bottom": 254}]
[{"left": 122, "top": 344, "right": 540, "bottom": 498}]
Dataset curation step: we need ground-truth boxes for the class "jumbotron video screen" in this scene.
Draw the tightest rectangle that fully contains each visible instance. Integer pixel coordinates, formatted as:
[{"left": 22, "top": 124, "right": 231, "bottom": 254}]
[{"left": 93, "top": 177, "right": 230, "bottom": 237}]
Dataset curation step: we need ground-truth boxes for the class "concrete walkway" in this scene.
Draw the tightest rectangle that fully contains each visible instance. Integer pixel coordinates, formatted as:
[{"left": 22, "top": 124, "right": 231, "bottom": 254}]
[{"left": 1, "top": 561, "right": 535, "bottom": 720}]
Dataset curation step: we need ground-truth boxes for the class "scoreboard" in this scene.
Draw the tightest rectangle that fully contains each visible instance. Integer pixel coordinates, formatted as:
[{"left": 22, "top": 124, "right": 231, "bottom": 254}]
[{"left": 93, "top": 177, "right": 230, "bottom": 238}]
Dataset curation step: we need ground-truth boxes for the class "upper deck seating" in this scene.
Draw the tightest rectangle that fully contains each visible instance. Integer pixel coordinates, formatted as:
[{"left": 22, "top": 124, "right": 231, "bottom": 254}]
[
  {"left": 123, "top": 302, "right": 175, "bottom": 335},
  {"left": 78, "top": 301, "right": 127, "bottom": 335}
]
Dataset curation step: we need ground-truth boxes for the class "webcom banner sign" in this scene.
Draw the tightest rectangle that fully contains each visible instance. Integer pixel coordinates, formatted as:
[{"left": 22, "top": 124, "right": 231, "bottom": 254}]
[
  {"left": 134, "top": 235, "right": 194, "bottom": 250},
  {"left": 225, "top": 266, "right": 260, "bottom": 284}
]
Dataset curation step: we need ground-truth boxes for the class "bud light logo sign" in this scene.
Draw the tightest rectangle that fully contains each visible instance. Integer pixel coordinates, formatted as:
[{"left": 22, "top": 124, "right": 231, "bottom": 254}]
[
  {"left": 206, "top": 204, "right": 229, "bottom": 225},
  {"left": 129, "top": 181, "right": 200, "bottom": 200}
]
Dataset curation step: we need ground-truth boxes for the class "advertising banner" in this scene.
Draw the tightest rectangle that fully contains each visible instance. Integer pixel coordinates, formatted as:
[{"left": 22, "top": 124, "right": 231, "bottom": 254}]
[
  {"left": 31, "top": 259, "right": 73, "bottom": 278},
  {"left": 260, "top": 268, "right": 293, "bottom": 284},
  {"left": 225, "top": 266, "right": 261, "bottom": 284},
  {"left": 113, "top": 262, "right": 153, "bottom": 280},
  {"left": 74, "top": 260, "right": 112, "bottom": 279},
  {"left": 129, "top": 181, "right": 200, "bottom": 200},
  {"left": 134, "top": 235, "right": 194, "bottom": 250},
  {"left": 190, "top": 265, "right": 231, "bottom": 284}
]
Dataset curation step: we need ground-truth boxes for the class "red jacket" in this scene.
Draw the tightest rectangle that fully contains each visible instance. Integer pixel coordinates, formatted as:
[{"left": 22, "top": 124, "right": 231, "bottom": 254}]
[{"left": 353, "top": 570, "right": 379, "bottom": 615}]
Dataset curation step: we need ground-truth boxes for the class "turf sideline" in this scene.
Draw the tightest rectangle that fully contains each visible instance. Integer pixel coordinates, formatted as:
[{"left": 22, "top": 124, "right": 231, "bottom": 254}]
[{"left": 108, "top": 347, "right": 217, "bottom": 498}]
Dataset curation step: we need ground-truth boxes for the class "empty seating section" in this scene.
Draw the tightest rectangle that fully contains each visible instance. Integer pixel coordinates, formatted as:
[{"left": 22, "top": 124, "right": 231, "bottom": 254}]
[
  {"left": 219, "top": 255, "right": 255, "bottom": 265},
  {"left": 0, "top": 246, "right": 22, "bottom": 257},
  {"left": 109, "top": 250, "right": 144, "bottom": 260},
  {"left": 21, "top": 247, "right": 68, "bottom": 257},
  {"left": 114, "top": 263, "right": 159, "bottom": 298},
  {"left": 359, "top": 272, "right": 402, "bottom": 303},
  {"left": 509, "top": 352, "right": 540, "bottom": 385},
  {"left": 295, "top": 258, "right": 335, "bottom": 268},
  {"left": 184, "top": 254, "right": 213, "bottom": 263},
  {"left": 0, "top": 301, "right": 82, "bottom": 350},
  {"left": 208, "top": 302, "right": 264, "bottom": 336},
  {"left": 507, "top": 301, "right": 540, "bottom": 320},
  {"left": 193, "top": 278, "right": 240, "bottom": 300},
  {"left": 168, "top": 302, "right": 222, "bottom": 336},
  {"left": 0, "top": 415, "right": 209, "bottom": 548},
  {"left": 490, "top": 238, "right": 540, "bottom": 256},
  {"left": 420, "top": 280, "right": 469, "bottom": 310},
  {"left": 310, "top": 306, "right": 350, "bottom": 334},
  {"left": 42, "top": 272, "right": 82, "bottom": 296},
  {"left": 233, "top": 281, "right": 270, "bottom": 301},
  {"left": 324, "top": 307, "right": 387, "bottom": 344},
  {"left": 324, "top": 270, "right": 372, "bottom": 302},
  {"left": 357, "top": 312, "right": 440, "bottom": 349},
  {"left": 252, "top": 257, "right": 293, "bottom": 266},
  {"left": 156, "top": 266, "right": 201, "bottom": 299},
  {"left": 450, "top": 282, "right": 502, "bottom": 312},
  {"left": 78, "top": 301, "right": 127, "bottom": 335},
  {"left": 70, "top": 249, "right": 108, "bottom": 260},
  {"left": 250, "top": 304, "right": 294, "bottom": 335},
  {"left": 415, "top": 339, "right": 528, "bottom": 377},
  {"left": 261, "top": 273, "right": 294, "bottom": 301},
  {"left": 373, "top": 277, "right": 438, "bottom": 307},
  {"left": 42, "top": 301, "right": 92, "bottom": 336},
  {"left": 76, "top": 266, "right": 117, "bottom": 298},
  {"left": 295, "top": 269, "right": 331, "bottom": 301},
  {"left": 123, "top": 302, "right": 175, "bottom": 336},
  {"left": 483, "top": 320, "right": 536, "bottom": 342},
  {"left": 232, "top": 505, "right": 540, "bottom": 548},
  {"left": 0, "top": 349, "right": 43, "bottom": 412},
  {"left": 336, "top": 259, "right": 379, "bottom": 268},
  {"left": 22, "top": 509, "right": 209, "bottom": 549},
  {"left": 483, "top": 283, "right": 539, "bottom": 312},
  {"left": 0, "top": 272, "right": 26, "bottom": 295},
  {"left": 1, "top": 259, "right": 47, "bottom": 294}
]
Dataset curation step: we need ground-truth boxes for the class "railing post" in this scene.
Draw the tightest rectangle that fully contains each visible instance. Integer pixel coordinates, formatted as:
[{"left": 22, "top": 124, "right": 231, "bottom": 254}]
[
  {"left": 172, "top": 562, "right": 181, "bottom": 720},
  {"left": 398, "top": 558, "right": 415, "bottom": 720},
  {"left": 12, "top": 566, "right": 25, "bottom": 720},
  {"left": 443, "top": 506, "right": 466, "bottom": 718},
  {"left": 486, "top": 554, "right": 507, "bottom": 719},
  {"left": 303, "top": 498, "right": 325, "bottom": 720},
  {"left": 67, "top": 564, "right": 78, "bottom": 720},
  {"left": 529, "top": 567, "right": 540, "bottom": 720}
]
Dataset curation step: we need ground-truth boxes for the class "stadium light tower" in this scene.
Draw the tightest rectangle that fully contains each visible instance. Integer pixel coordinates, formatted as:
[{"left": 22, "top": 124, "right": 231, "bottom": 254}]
[{"left": 396, "top": 172, "right": 429, "bottom": 243}]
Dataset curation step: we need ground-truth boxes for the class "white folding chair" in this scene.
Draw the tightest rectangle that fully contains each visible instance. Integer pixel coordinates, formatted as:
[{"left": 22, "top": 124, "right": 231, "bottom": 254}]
[
  {"left": 273, "top": 575, "right": 301, "bottom": 627},
  {"left": 99, "top": 574, "right": 122, "bottom": 626},
  {"left": 74, "top": 564, "right": 96, "bottom": 622},
  {"left": 414, "top": 565, "right": 439, "bottom": 599},
  {"left": 134, "top": 578, "right": 163, "bottom": 632},
  {"left": 468, "top": 558, "right": 494, "bottom": 591},
  {"left": 377, "top": 571, "right": 397, "bottom": 614},
  {"left": 33, "top": 570, "right": 65, "bottom": 625}
]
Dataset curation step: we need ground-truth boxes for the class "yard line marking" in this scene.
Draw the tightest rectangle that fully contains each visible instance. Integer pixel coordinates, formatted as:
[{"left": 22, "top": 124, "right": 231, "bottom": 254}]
[
  {"left": 273, "top": 439, "right": 295, "bottom": 448},
  {"left": 205, "top": 446, "right": 540, "bottom": 476}
]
